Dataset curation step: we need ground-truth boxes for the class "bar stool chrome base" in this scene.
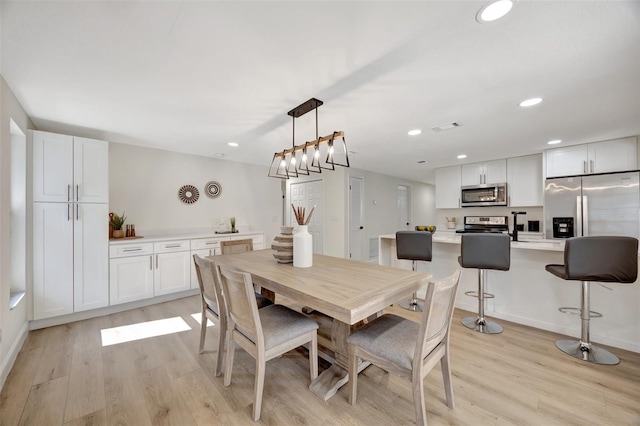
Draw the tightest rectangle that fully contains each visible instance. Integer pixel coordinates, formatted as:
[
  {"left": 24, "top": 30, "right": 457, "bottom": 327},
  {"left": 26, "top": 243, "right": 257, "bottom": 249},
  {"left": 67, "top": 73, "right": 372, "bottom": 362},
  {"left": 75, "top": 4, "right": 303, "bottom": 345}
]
[
  {"left": 399, "top": 298, "right": 423, "bottom": 312},
  {"left": 555, "top": 339, "right": 620, "bottom": 365},
  {"left": 461, "top": 317, "right": 503, "bottom": 334}
]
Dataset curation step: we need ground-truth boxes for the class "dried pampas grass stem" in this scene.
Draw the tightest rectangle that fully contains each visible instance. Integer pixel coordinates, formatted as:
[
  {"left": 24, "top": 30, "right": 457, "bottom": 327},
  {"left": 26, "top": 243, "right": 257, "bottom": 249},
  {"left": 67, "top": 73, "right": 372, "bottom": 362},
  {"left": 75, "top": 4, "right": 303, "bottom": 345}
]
[{"left": 291, "top": 204, "right": 316, "bottom": 226}]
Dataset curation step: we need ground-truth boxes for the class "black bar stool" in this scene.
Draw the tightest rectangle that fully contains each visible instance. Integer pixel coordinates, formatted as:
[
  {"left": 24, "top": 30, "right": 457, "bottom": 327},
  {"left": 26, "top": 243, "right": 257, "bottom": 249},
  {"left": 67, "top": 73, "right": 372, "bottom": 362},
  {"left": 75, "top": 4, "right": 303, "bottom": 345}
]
[
  {"left": 458, "top": 233, "right": 510, "bottom": 334},
  {"left": 396, "top": 231, "right": 432, "bottom": 312},
  {"left": 545, "top": 236, "right": 638, "bottom": 365}
]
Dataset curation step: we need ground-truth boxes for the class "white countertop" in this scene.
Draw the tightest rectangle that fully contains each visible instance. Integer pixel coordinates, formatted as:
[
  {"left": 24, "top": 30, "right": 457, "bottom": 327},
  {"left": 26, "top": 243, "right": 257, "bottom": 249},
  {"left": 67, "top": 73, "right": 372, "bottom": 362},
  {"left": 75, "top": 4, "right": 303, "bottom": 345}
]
[
  {"left": 109, "top": 228, "right": 264, "bottom": 245},
  {"left": 379, "top": 231, "right": 565, "bottom": 252}
]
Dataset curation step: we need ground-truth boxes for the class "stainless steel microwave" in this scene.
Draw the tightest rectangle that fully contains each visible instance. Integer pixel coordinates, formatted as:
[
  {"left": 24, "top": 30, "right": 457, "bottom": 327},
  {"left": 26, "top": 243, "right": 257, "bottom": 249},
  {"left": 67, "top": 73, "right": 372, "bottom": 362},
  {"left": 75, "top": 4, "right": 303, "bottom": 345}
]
[{"left": 460, "top": 183, "right": 507, "bottom": 207}]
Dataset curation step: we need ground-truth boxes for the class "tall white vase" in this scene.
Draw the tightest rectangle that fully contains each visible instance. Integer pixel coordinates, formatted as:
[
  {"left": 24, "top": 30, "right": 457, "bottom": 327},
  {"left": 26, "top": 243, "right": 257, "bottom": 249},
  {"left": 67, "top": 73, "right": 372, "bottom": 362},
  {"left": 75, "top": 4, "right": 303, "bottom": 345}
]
[{"left": 293, "top": 225, "right": 313, "bottom": 268}]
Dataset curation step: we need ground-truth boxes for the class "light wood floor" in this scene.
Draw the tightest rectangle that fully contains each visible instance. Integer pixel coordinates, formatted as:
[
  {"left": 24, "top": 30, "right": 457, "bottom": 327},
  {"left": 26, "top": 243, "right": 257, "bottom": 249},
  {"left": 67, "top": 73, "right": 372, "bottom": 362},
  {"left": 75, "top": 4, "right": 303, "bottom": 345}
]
[{"left": 2, "top": 295, "right": 639, "bottom": 425}]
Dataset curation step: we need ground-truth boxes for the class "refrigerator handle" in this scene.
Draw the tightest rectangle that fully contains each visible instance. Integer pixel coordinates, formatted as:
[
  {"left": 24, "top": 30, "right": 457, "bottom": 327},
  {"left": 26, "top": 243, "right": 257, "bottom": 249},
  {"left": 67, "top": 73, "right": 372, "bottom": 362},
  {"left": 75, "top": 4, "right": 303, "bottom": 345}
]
[
  {"left": 582, "top": 195, "right": 589, "bottom": 236},
  {"left": 576, "top": 196, "right": 583, "bottom": 237}
]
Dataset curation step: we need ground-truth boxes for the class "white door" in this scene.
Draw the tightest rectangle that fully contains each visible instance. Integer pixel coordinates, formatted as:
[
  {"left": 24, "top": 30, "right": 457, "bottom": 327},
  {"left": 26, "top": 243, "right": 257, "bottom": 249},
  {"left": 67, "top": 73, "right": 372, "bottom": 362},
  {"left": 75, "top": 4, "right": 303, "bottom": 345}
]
[
  {"left": 154, "top": 251, "right": 191, "bottom": 296},
  {"left": 74, "top": 137, "right": 109, "bottom": 203},
  {"left": 396, "top": 185, "right": 411, "bottom": 231},
  {"left": 73, "top": 203, "right": 109, "bottom": 312},
  {"left": 349, "top": 176, "right": 364, "bottom": 261},
  {"left": 33, "top": 202, "right": 74, "bottom": 319},
  {"left": 109, "top": 255, "right": 154, "bottom": 305},
  {"left": 290, "top": 180, "right": 324, "bottom": 254},
  {"left": 32, "top": 131, "right": 73, "bottom": 202}
]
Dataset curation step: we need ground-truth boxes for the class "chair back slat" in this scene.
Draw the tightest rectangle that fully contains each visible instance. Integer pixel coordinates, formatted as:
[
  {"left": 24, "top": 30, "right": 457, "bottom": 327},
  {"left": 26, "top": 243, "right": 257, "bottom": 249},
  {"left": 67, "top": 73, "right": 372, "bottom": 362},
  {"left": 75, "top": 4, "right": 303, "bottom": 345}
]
[
  {"left": 217, "top": 263, "right": 263, "bottom": 345},
  {"left": 220, "top": 239, "right": 254, "bottom": 255},
  {"left": 416, "top": 270, "right": 461, "bottom": 363},
  {"left": 193, "top": 254, "right": 223, "bottom": 317}
]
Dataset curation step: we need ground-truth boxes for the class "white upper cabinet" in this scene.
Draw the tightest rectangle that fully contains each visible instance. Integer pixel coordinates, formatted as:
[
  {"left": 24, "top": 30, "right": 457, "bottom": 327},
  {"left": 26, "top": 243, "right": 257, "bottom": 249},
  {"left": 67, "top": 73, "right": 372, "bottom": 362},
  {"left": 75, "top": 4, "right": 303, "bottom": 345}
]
[
  {"left": 33, "top": 131, "right": 108, "bottom": 203},
  {"left": 545, "top": 137, "right": 637, "bottom": 178},
  {"left": 33, "top": 131, "right": 74, "bottom": 202},
  {"left": 435, "top": 165, "right": 461, "bottom": 209},
  {"left": 507, "top": 154, "right": 543, "bottom": 207},
  {"left": 461, "top": 159, "right": 506, "bottom": 186},
  {"left": 74, "top": 137, "right": 109, "bottom": 203}
]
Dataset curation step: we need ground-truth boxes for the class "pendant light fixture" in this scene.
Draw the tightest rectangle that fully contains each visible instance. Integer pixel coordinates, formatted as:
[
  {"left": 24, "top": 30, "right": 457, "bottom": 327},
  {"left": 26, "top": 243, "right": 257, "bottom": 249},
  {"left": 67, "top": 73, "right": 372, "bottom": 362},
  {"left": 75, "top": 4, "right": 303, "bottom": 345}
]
[{"left": 268, "top": 98, "right": 349, "bottom": 179}]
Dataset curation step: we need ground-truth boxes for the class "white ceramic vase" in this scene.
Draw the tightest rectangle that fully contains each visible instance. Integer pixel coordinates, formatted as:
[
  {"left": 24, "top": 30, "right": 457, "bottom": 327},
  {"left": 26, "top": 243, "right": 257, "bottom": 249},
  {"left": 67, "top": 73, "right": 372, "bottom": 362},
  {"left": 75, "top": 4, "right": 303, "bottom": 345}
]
[{"left": 293, "top": 225, "right": 313, "bottom": 268}]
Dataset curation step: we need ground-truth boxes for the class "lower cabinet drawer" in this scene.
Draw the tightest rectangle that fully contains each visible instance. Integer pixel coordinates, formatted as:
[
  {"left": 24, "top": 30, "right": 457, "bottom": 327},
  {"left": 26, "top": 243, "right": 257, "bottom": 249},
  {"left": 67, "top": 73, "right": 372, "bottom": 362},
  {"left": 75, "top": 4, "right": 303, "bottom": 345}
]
[{"left": 110, "top": 243, "right": 153, "bottom": 258}]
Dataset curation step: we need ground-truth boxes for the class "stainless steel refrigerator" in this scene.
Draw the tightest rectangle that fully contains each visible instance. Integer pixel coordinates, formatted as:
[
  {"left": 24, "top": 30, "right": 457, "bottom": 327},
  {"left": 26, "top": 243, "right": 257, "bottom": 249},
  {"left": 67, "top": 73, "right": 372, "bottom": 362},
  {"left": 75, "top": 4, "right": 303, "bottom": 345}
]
[{"left": 544, "top": 172, "right": 640, "bottom": 239}]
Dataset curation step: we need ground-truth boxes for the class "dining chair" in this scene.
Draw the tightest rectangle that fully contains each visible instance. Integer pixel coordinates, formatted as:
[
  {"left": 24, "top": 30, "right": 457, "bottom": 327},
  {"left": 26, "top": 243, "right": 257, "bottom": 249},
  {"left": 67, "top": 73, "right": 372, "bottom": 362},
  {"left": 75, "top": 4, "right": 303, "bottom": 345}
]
[
  {"left": 220, "top": 238, "right": 253, "bottom": 254},
  {"left": 216, "top": 262, "right": 319, "bottom": 422},
  {"left": 192, "top": 254, "right": 272, "bottom": 376},
  {"left": 347, "top": 269, "right": 461, "bottom": 426}
]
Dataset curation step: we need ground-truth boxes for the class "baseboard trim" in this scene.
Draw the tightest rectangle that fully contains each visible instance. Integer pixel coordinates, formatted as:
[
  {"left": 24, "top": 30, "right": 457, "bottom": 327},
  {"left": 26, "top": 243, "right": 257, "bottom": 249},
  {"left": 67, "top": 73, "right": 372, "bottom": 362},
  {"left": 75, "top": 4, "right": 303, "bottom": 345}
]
[
  {"left": 30, "top": 289, "right": 200, "bottom": 330},
  {"left": 0, "top": 321, "right": 29, "bottom": 391}
]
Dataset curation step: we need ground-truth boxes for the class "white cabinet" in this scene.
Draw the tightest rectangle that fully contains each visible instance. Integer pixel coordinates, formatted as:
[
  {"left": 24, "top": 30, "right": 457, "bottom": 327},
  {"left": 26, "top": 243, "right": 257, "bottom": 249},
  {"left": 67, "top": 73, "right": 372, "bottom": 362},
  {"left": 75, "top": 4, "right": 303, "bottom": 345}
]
[
  {"left": 153, "top": 240, "right": 191, "bottom": 296},
  {"left": 73, "top": 203, "right": 109, "bottom": 312},
  {"left": 435, "top": 166, "right": 461, "bottom": 209},
  {"left": 545, "top": 137, "right": 637, "bottom": 178},
  {"left": 507, "top": 154, "right": 543, "bottom": 207},
  {"left": 32, "top": 131, "right": 108, "bottom": 203},
  {"left": 32, "top": 130, "right": 109, "bottom": 320},
  {"left": 461, "top": 159, "right": 506, "bottom": 186},
  {"left": 109, "top": 243, "right": 154, "bottom": 306},
  {"left": 33, "top": 203, "right": 74, "bottom": 319},
  {"left": 33, "top": 202, "right": 109, "bottom": 319}
]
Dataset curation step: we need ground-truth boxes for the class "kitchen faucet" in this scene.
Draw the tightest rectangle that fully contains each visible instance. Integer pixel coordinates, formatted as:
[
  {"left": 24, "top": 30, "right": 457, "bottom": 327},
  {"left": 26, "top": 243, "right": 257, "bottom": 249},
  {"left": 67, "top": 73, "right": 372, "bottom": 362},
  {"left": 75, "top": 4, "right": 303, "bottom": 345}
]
[{"left": 511, "top": 211, "right": 526, "bottom": 241}]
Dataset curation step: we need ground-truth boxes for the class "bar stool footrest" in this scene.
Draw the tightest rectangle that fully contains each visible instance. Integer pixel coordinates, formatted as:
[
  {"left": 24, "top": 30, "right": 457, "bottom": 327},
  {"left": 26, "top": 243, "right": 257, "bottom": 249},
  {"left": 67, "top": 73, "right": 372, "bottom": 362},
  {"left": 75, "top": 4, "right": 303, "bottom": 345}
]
[
  {"left": 555, "top": 339, "right": 619, "bottom": 365},
  {"left": 558, "top": 307, "right": 603, "bottom": 318},
  {"left": 464, "top": 291, "right": 495, "bottom": 299}
]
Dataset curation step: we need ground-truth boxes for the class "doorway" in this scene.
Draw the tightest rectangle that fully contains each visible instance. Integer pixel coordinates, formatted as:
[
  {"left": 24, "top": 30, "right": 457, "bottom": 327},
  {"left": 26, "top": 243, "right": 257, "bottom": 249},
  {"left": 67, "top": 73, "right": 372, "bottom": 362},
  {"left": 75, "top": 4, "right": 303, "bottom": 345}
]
[
  {"left": 290, "top": 180, "right": 323, "bottom": 254},
  {"left": 349, "top": 176, "right": 364, "bottom": 261},
  {"left": 396, "top": 184, "right": 411, "bottom": 231}
]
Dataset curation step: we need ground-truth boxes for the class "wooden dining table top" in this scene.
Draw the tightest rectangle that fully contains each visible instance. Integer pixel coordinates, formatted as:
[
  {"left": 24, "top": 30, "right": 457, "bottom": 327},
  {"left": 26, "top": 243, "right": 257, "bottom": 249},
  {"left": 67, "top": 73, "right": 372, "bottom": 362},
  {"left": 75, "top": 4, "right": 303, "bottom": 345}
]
[{"left": 211, "top": 249, "right": 431, "bottom": 325}]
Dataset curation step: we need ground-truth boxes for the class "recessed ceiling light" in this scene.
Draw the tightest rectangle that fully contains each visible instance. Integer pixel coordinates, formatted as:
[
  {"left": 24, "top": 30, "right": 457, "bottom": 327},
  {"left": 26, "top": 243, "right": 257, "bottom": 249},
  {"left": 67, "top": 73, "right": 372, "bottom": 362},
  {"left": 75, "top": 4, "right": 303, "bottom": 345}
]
[
  {"left": 476, "top": 0, "right": 514, "bottom": 23},
  {"left": 348, "top": 150, "right": 357, "bottom": 155},
  {"left": 417, "top": 160, "right": 427, "bottom": 164},
  {"left": 214, "top": 153, "right": 225, "bottom": 158},
  {"left": 408, "top": 129, "right": 422, "bottom": 136},
  {"left": 547, "top": 139, "right": 562, "bottom": 145},
  {"left": 519, "top": 97, "right": 543, "bottom": 107},
  {"left": 457, "top": 154, "right": 467, "bottom": 159},
  {"left": 227, "top": 142, "right": 239, "bottom": 147}
]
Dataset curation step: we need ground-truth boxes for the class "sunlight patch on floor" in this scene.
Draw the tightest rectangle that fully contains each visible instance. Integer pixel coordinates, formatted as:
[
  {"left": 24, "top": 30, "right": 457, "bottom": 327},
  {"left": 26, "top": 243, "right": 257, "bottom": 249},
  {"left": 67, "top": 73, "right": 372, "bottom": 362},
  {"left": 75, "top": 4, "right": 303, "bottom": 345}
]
[
  {"left": 191, "top": 312, "right": 215, "bottom": 327},
  {"left": 101, "top": 316, "right": 192, "bottom": 347}
]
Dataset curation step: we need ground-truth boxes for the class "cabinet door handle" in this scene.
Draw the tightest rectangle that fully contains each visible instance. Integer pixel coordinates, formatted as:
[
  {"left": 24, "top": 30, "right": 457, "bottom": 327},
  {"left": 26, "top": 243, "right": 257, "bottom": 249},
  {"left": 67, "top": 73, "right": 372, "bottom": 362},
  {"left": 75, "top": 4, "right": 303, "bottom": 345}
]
[
  {"left": 156, "top": 254, "right": 159, "bottom": 269},
  {"left": 123, "top": 247, "right": 143, "bottom": 252},
  {"left": 590, "top": 159, "right": 594, "bottom": 173},
  {"left": 76, "top": 184, "right": 79, "bottom": 201},
  {"left": 150, "top": 256, "right": 153, "bottom": 270},
  {"left": 67, "top": 203, "right": 71, "bottom": 221},
  {"left": 76, "top": 204, "right": 79, "bottom": 221},
  {"left": 67, "top": 185, "right": 71, "bottom": 202},
  {"left": 583, "top": 160, "right": 587, "bottom": 174}
]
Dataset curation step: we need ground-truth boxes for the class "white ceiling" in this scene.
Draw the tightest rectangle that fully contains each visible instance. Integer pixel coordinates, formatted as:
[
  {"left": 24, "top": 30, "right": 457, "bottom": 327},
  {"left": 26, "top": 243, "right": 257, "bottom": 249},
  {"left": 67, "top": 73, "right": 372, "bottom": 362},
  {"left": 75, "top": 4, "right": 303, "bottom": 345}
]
[{"left": 2, "top": 1, "right": 639, "bottom": 183}]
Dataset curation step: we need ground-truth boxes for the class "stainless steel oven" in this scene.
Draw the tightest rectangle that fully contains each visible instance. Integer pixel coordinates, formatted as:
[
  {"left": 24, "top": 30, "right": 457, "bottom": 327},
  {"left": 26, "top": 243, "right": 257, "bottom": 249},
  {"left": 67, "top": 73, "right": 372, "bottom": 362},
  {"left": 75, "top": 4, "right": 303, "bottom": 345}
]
[{"left": 461, "top": 183, "right": 507, "bottom": 207}]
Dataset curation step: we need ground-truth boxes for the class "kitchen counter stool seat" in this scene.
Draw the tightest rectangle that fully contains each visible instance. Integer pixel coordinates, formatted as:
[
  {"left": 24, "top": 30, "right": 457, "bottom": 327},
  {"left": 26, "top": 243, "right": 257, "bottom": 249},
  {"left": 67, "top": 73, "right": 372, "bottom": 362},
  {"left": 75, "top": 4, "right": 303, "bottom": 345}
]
[
  {"left": 545, "top": 236, "right": 638, "bottom": 365},
  {"left": 458, "top": 233, "right": 510, "bottom": 334},
  {"left": 396, "top": 231, "right": 433, "bottom": 312}
]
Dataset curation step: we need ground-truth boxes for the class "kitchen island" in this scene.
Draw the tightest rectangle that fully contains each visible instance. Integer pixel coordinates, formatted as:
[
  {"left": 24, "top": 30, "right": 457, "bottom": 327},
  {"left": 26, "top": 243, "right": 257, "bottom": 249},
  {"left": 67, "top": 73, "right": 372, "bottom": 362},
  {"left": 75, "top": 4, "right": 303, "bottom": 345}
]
[{"left": 379, "top": 232, "right": 640, "bottom": 353}]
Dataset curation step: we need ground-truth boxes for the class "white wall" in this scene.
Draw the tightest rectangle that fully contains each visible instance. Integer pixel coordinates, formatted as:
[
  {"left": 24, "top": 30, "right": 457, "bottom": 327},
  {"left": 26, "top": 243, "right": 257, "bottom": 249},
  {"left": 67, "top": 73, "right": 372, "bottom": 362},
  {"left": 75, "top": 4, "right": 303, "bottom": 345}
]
[
  {"left": 109, "top": 142, "right": 283, "bottom": 242},
  {"left": 286, "top": 167, "right": 435, "bottom": 259},
  {"left": 1, "top": 74, "right": 33, "bottom": 388}
]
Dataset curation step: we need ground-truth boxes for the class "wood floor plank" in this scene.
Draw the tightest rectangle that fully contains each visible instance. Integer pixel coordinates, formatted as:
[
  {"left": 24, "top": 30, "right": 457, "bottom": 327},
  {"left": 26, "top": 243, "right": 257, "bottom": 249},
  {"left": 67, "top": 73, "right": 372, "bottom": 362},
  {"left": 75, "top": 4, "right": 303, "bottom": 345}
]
[
  {"left": 18, "top": 375, "right": 69, "bottom": 426},
  {"left": 0, "top": 347, "right": 45, "bottom": 426},
  {"left": 3, "top": 295, "right": 639, "bottom": 425}
]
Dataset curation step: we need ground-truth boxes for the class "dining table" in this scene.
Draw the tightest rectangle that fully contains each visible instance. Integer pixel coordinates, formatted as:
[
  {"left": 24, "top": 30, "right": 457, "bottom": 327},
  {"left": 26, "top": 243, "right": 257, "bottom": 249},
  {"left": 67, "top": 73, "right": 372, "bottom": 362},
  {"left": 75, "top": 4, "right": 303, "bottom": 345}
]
[{"left": 211, "top": 249, "right": 431, "bottom": 401}]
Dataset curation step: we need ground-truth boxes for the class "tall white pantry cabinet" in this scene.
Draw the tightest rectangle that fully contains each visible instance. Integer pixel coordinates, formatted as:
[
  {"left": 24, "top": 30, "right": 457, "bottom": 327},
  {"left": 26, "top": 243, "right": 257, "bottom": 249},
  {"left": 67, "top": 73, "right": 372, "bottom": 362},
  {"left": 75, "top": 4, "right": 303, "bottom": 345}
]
[{"left": 32, "top": 130, "right": 109, "bottom": 320}]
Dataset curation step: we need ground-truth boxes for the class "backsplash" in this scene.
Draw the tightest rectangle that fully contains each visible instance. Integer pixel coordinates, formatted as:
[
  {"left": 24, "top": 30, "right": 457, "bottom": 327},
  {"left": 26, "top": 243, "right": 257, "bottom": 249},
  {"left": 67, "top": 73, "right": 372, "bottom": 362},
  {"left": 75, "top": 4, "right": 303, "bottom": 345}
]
[{"left": 436, "top": 206, "right": 543, "bottom": 233}]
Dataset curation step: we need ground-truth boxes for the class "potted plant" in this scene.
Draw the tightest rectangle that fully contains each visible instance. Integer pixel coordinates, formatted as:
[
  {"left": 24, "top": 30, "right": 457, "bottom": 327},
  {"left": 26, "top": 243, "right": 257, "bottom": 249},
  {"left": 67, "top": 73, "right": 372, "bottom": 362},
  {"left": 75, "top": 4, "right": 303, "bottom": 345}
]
[{"left": 110, "top": 211, "right": 127, "bottom": 238}]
